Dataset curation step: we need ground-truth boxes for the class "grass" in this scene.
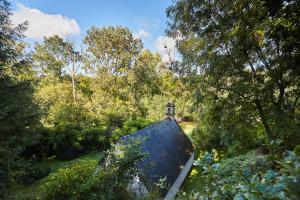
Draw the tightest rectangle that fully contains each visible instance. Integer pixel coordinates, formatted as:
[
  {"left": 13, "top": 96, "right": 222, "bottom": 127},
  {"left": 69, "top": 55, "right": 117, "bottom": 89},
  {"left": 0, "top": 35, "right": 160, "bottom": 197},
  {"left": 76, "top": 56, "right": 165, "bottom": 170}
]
[
  {"left": 9, "top": 150, "right": 104, "bottom": 200},
  {"left": 40, "top": 150, "right": 103, "bottom": 173}
]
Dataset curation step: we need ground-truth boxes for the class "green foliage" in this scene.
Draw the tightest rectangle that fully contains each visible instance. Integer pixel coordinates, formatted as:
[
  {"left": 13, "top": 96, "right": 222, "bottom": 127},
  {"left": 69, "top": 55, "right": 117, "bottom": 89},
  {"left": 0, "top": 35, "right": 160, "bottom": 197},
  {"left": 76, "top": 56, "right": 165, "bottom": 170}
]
[
  {"left": 4, "top": 0, "right": 300, "bottom": 198},
  {"left": 42, "top": 141, "right": 148, "bottom": 200},
  {"left": 84, "top": 26, "right": 142, "bottom": 75},
  {"left": 42, "top": 160, "right": 97, "bottom": 199},
  {"left": 0, "top": 146, "right": 9, "bottom": 198},
  {"left": 33, "top": 35, "right": 71, "bottom": 78},
  {"left": 13, "top": 161, "right": 50, "bottom": 186},
  {"left": 294, "top": 145, "right": 300, "bottom": 157},
  {"left": 80, "top": 141, "right": 147, "bottom": 200},
  {"left": 46, "top": 123, "right": 109, "bottom": 160},
  {"left": 0, "top": 0, "right": 39, "bottom": 139},
  {"left": 80, "top": 126, "right": 109, "bottom": 150},
  {"left": 20, "top": 124, "right": 109, "bottom": 163},
  {"left": 48, "top": 122, "right": 82, "bottom": 160},
  {"left": 167, "top": 0, "right": 300, "bottom": 147},
  {"left": 180, "top": 151, "right": 300, "bottom": 200},
  {"left": 36, "top": 78, "right": 93, "bottom": 125},
  {"left": 112, "top": 118, "right": 153, "bottom": 141}
]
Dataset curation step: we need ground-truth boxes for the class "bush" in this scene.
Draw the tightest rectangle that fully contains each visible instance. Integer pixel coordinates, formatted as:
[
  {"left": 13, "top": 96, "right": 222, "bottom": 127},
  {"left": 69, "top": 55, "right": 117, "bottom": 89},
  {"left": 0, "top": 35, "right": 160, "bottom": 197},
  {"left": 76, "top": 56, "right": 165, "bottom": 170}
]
[
  {"left": 0, "top": 147, "right": 9, "bottom": 198},
  {"left": 21, "top": 123, "right": 110, "bottom": 161},
  {"left": 42, "top": 160, "right": 97, "bottom": 199},
  {"left": 219, "top": 150, "right": 270, "bottom": 178},
  {"left": 112, "top": 118, "right": 152, "bottom": 141},
  {"left": 21, "top": 126, "right": 52, "bottom": 160},
  {"left": 191, "top": 122, "right": 264, "bottom": 153},
  {"left": 107, "top": 113, "right": 125, "bottom": 128},
  {"left": 42, "top": 141, "right": 148, "bottom": 200},
  {"left": 80, "top": 126, "right": 108, "bottom": 150},
  {"left": 183, "top": 151, "right": 300, "bottom": 200},
  {"left": 14, "top": 161, "right": 50, "bottom": 186},
  {"left": 294, "top": 144, "right": 300, "bottom": 157},
  {"left": 82, "top": 141, "right": 149, "bottom": 200},
  {"left": 49, "top": 122, "right": 82, "bottom": 160}
]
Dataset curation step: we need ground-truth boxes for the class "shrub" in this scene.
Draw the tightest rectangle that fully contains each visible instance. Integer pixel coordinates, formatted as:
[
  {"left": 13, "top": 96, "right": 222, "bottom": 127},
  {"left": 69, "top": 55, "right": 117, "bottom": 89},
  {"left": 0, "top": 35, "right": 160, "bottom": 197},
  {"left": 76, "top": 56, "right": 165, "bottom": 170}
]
[
  {"left": 107, "top": 113, "right": 125, "bottom": 128},
  {"left": 219, "top": 150, "right": 270, "bottom": 178},
  {"left": 42, "top": 141, "right": 148, "bottom": 200},
  {"left": 81, "top": 141, "right": 148, "bottom": 200},
  {"left": 22, "top": 123, "right": 109, "bottom": 162},
  {"left": 42, "top": 160, "right": 97, "bottom": 199},
  {"left": 182, "top": 151, "right": 300, "bottom": 200},
  {"left": 14, "top": 161, "right": 50, "bottom": 186},
  {"left": 112, "top": 118, "right": 152, "bottom": 141},
  {"left": 294, "top": 144, "right": 300, "bottom": 157},
  {"left": 21, "top": 126, "right": 52, "bottom": 160},
  {"left": 49, "top": 122, "right": 82, "bottom": 160},
  {"left": 80, "top": 126, "right": 108, "bottom": 150},
  {"left": 0, "top": 146, "right": 9, "bottom": 198}
]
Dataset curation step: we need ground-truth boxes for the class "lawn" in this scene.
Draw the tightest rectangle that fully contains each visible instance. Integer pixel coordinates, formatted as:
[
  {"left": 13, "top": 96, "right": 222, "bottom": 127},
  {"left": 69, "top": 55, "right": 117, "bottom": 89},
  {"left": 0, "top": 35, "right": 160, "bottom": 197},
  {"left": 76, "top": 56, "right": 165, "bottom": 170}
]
[
  {"left": 10, "top": 150, "right": 104, "bottom": 200},
  {"left": 40, "top": 150, "right": 104, "bottom": 173}
]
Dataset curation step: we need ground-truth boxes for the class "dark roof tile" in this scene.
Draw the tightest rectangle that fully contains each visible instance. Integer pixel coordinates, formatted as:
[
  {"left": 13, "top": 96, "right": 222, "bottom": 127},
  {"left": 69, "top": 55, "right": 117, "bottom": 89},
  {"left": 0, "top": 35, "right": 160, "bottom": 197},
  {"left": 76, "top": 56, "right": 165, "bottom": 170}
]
[{"left": 120, "top": 118, "right": 194, "bottom": 195}]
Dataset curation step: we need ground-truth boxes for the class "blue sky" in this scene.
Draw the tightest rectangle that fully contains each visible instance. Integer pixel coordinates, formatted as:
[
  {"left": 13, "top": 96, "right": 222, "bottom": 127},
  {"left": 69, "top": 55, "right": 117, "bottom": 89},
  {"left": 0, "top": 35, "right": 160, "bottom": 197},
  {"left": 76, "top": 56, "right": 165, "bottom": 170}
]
[{"left": 10, "top": 0, "right": 174, "bottom": 52}]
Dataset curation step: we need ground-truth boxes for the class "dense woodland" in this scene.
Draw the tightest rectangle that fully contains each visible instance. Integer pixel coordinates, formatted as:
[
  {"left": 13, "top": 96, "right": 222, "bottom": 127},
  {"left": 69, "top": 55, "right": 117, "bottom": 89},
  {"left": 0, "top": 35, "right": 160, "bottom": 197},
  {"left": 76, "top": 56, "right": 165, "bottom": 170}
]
[{"left": 0, "top": 0, "right": 299, "bottom": 199}]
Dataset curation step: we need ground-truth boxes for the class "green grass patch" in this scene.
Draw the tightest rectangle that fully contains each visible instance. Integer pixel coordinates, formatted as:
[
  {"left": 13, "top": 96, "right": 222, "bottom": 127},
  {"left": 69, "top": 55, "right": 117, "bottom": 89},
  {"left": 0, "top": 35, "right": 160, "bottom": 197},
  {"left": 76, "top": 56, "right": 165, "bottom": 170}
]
[{"left": 40, "top": 150, "right": 103, "bottom": 173}]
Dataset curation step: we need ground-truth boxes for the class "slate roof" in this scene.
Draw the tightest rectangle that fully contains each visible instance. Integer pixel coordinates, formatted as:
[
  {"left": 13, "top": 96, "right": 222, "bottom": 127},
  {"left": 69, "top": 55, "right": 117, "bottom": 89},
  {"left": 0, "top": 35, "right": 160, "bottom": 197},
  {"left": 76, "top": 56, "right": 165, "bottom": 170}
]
[{"left": 120, "top": 118, "right": 194, "bottom": 196}]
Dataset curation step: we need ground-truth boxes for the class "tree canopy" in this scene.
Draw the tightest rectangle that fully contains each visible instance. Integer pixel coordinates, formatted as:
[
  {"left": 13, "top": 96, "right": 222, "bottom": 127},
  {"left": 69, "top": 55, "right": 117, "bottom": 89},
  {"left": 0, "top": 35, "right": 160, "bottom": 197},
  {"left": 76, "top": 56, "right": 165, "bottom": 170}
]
[{"left": 167, "top": 0, "right": 300, "bottom": 146}]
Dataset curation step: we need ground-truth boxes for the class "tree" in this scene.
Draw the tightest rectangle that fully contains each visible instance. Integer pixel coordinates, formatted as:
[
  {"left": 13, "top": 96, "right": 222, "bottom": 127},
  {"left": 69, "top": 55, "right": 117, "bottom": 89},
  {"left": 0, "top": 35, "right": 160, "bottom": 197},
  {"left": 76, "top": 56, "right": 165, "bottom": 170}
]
[
  {"left": 84, "top": 26, "right": 143, "bottom": 75},
  {"left": 67, "top": 40, "right": 82, "bottom": 102},
  {"left": 167, "top": 0, "right": 300, "bottom": 144},
  {"left": 0, "top": 0, "right": 39, "bottom": 139},
  {"left": 33, "top": 36, "right": 90, "bottom": 125},
  {"left": 127, "top": 50, "right": 162, "bottom": 115},
  {"left": 33, "top": 35, "right": 82, "bottom": 102},
  {"left": 0, "top": 0, "right": 40, "bottom": 196},
  {"left": 33, "top": 35, "right": 68, "bottom": 78},
  {"left": 84, "top": 26, "right": 144, "bottom": 120}
]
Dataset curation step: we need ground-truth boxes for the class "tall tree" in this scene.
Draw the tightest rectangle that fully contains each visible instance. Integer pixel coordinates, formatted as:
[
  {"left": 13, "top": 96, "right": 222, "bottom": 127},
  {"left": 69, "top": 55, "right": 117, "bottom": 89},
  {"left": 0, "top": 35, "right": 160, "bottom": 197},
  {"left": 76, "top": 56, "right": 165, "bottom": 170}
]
[
  {"left": 84, "top": 26, "right": 142, "bottom": 75},
  {"left": 0, "top": 0, "right": 38, "bottom": 138},
  {"left": 84, "top": 26, "right": 144, "bottom": 119},
  {"left": 167, "top": 0, "right": 300, "bottom": 143},
  {"left": 33, "top": 35, "right": 69, "bottom": 78},
  {"left": 33, "top": 35, "right": 81, "bottom": 102},
  {"left": 0, "top": 0, "right": 40, "bottom": 196}
]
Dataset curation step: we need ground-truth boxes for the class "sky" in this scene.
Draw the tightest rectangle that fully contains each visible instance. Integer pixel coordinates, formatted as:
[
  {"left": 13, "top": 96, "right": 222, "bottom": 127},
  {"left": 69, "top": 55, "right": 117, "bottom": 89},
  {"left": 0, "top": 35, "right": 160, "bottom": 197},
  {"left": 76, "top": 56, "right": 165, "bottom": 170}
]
[{"left": 10, "top": 0, "right": 176, "bottom": 60}]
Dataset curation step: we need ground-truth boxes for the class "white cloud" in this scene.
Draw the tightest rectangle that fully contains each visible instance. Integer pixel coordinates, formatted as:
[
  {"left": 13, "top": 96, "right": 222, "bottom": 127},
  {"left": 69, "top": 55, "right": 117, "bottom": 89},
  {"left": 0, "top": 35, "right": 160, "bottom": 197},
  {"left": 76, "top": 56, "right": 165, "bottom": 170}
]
[
  {"left": 133, "top": 29, "right": 151, "bottom": 39},
  {"left": 11, "top": 4, "right": 80, "bottom": 40},
  {"left": 155, "top": 36, "right": 177, "bottom": 62},
  {"left": 135, "top": 17, "right": 160, "bottom": 30}
]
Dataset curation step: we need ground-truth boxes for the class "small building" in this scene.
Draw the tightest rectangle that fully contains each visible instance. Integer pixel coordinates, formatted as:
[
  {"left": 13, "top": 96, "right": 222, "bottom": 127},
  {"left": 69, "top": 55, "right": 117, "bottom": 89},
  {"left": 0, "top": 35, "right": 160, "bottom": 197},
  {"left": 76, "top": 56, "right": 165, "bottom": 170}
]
[{"left": 120, "top": 103, "right": 194, "bottom": 200}]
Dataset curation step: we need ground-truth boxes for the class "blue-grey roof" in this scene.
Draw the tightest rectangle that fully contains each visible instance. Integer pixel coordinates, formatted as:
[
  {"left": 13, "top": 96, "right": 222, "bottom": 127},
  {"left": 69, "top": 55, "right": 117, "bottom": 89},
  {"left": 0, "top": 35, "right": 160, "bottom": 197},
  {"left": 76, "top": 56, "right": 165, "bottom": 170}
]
[{"left": 120, "top": 118, "right": 194, "bottom": 195}]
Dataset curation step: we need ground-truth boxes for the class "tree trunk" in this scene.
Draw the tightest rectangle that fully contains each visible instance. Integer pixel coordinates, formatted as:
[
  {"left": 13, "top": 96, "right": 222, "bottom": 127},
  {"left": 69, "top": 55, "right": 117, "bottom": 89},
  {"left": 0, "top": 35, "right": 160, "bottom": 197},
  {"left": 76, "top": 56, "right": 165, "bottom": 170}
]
[
  {"left": 254, "top": 99, "right": 273, "bottom": 142},
  {"left": 71, "top": 55, "right": 76, "bottom": 102},
  {"left": 71, "top": 72, "right": 76, "bottom": 102}
]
